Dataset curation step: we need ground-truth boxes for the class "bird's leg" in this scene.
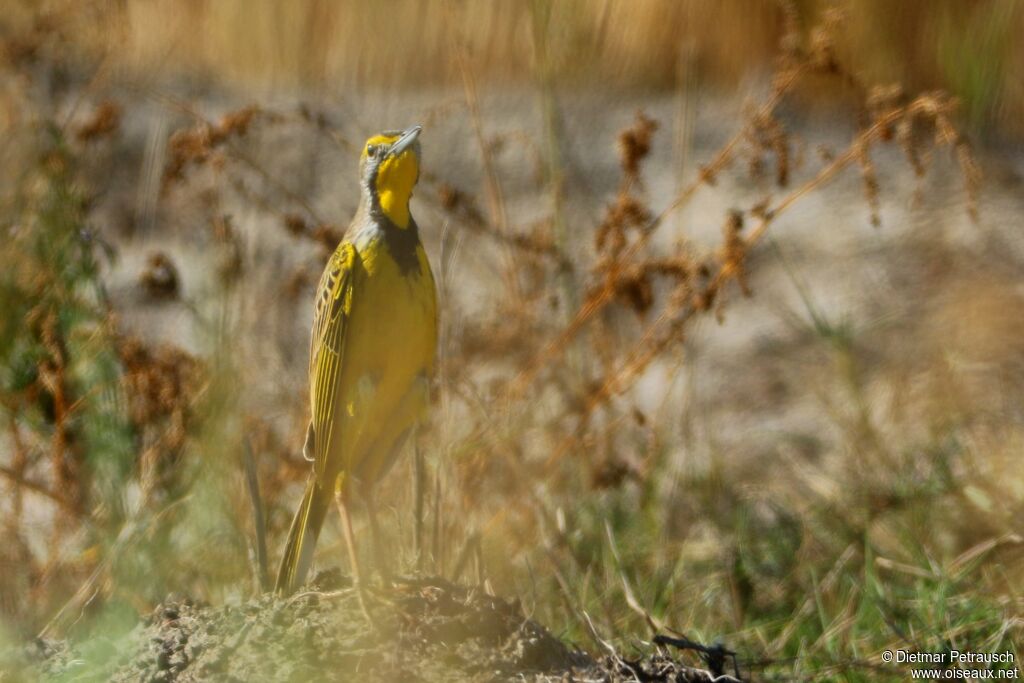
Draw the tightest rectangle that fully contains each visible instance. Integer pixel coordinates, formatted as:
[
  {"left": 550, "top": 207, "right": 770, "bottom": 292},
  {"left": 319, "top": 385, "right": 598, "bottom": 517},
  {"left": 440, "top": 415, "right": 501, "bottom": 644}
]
[
  {"left": 362, "top": 491, "right": 392, "bottom": 584},
  {"left": 413, "top": 436, "right": 425, "bottom": 573},
  {"left": 334, "top": 484, "right": 372, "bottom": 624}
]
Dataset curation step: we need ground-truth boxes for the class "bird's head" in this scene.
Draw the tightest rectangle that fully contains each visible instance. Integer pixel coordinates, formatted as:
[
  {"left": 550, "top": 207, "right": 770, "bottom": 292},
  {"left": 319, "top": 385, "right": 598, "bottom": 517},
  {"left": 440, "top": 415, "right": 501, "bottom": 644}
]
[{"left": 359, "top": 125, "right": 422, "bottom": 229}]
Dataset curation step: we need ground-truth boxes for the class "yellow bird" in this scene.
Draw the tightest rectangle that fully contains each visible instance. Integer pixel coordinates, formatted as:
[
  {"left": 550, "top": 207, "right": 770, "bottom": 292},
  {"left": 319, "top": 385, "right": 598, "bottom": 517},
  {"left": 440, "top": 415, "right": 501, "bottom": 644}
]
[{"left": 276, "top": 125, "right": 437, "bottom": 595}]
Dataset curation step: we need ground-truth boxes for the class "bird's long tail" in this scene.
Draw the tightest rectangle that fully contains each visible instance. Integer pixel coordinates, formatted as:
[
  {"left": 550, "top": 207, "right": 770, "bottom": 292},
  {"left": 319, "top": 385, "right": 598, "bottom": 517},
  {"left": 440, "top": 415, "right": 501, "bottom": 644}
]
[{"left": 275, "top": 475, "right": 331, "bottom": 594}]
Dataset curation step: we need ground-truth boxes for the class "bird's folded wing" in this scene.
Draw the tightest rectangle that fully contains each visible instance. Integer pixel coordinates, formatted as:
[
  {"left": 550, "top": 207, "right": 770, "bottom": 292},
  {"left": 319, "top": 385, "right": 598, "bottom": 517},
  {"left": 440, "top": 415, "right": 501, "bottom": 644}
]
[{"left": 308, "top": 242, "right": 362, "bottom": 482}]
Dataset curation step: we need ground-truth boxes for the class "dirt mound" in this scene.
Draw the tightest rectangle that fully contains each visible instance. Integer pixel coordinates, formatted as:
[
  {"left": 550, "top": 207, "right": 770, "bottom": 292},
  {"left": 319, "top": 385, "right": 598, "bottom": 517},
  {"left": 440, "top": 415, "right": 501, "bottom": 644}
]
[{"left": 27, "top": 575, "right": 723, "bottom": 682}]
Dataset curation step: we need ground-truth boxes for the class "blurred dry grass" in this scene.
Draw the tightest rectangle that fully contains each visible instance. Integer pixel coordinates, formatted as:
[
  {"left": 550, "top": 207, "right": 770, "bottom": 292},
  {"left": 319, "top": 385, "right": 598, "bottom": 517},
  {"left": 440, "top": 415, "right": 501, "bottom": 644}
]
[
  {"left": 5, "top": 0, "right": 1024, "bottom": 135},
  {"left": 1, "top": 1, "right": 1022, "bottom": 680}
]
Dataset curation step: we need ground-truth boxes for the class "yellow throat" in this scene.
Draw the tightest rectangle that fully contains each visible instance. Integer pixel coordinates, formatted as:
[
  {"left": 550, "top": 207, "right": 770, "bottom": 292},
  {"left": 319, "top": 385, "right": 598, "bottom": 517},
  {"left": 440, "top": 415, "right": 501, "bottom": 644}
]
[{"left": 364, "top": 133, "right": 419, "bottom": 229}]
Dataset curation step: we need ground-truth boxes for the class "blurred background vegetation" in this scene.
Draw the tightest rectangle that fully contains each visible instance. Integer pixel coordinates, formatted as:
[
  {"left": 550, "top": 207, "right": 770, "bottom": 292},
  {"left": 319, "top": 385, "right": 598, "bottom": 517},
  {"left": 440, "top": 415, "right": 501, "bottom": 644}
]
[
  {"left": 1, "top": 0, "right": 1022, "bottom": 680},
  {"left": 22, "top": 0, "right": 1024, "bottom": 135}
]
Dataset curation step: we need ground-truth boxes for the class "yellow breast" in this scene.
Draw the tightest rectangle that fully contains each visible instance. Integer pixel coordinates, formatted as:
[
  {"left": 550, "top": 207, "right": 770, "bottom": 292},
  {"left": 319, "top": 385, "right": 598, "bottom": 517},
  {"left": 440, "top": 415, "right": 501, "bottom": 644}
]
[{"left": 331, "top": 234, "right": 436, "bottom": 481}]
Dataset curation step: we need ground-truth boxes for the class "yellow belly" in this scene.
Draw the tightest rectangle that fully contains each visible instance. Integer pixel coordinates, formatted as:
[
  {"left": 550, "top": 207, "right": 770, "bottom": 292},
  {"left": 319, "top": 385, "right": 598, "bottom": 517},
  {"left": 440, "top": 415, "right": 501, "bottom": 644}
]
[{"left": 328, "top": 237, "right": 436, "bottom": 485}]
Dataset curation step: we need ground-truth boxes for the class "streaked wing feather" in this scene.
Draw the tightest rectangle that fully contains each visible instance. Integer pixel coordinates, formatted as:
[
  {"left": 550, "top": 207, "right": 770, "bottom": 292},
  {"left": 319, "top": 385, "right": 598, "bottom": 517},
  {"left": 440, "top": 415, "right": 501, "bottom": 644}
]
[{"left": 308, "top": 242, "right": 360, "bottom": 481}]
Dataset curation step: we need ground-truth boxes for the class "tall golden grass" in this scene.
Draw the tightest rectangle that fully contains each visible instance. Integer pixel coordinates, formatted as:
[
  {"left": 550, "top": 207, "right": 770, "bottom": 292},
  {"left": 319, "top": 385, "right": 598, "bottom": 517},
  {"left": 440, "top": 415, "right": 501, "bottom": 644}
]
[{"left": 8, "top": 0, "right": 1022, "bottom": 134}]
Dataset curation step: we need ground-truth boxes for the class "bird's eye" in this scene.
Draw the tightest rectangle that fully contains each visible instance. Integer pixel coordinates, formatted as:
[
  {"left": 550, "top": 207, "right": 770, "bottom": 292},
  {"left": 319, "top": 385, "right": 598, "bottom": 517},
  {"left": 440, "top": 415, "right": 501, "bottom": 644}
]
[{"left": 366, "top": 145, "right": 378, "bottom": 158}]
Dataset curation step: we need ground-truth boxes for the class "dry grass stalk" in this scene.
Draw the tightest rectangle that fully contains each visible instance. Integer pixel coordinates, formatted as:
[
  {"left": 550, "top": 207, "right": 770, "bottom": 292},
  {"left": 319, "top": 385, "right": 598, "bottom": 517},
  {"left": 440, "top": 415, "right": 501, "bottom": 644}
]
[{"left": 510, "top": 9, "right": 980, "bottom": 422}]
